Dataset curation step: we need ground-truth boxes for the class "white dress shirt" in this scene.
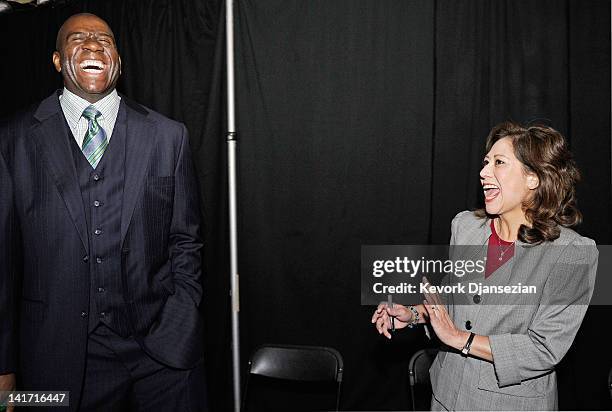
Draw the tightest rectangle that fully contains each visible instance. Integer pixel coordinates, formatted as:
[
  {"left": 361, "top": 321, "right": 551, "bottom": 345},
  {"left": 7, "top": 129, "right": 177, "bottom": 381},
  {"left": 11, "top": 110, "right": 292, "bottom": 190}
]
[{"left": 59, "top": 88, "right": 121, "bottom": 148}]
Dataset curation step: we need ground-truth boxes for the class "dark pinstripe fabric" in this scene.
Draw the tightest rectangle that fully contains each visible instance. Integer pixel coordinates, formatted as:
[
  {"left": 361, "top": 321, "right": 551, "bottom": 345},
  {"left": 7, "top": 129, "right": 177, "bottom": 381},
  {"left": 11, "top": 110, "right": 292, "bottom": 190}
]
[
  {"left": 66, "top": 106, "right": 132, "bottom": 337},
  {"left": 0, "top": 91, "right": 205, "bottom": 411},
  {"left": 79, "top": 325, "right": 206, "bottom": 412}
]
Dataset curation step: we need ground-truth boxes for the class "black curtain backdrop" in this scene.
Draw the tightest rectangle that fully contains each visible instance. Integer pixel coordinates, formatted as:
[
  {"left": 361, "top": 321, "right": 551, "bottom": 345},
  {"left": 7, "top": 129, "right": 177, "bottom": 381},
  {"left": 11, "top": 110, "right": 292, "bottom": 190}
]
[
  {"left": 1, "top": 0, "right": 611, "bottom": 411},
  {"left": 235, "top": 1, "right": 611, "bottom": 410}
]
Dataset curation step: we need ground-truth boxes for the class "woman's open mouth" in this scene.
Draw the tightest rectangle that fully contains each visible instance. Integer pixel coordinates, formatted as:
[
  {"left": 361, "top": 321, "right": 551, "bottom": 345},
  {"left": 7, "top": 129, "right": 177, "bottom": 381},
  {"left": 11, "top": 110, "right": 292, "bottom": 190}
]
[{"left": 483, "top": 183, "right": 500, "bottom": 202}]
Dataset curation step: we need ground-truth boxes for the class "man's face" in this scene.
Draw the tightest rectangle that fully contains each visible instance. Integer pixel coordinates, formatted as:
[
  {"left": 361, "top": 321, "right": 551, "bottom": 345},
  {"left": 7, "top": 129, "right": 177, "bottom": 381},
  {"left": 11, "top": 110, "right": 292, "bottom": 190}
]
[{"left": 52, "top": 14, "right": 121, "bottom": 103}]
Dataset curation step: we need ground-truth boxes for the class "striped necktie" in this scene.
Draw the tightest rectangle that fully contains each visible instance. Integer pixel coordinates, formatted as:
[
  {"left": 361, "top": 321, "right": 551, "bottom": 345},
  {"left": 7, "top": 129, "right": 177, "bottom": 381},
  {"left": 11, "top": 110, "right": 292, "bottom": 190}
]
[{"left": 81, "top": 105, "right": 108, "bottom": 169}]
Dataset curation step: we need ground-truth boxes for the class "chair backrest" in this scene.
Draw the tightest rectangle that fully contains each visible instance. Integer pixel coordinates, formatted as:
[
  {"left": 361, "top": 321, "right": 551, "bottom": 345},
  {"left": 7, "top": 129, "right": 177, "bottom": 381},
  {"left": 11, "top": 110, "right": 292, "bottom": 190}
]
[
  {"left": 608, "top": 366, "right": 612, "bottom": 400},
  {"left": 408, "top": 348, "right": 439, "bottom": 411},
  {"left": 243, "top": 344, "right": 344, "bottom": 411},
  {"left": 249, "top": 344, "right": 344, "bottom": 383},
  {"left": 408, "top": 348, "right": 438, "bottom": 387}
]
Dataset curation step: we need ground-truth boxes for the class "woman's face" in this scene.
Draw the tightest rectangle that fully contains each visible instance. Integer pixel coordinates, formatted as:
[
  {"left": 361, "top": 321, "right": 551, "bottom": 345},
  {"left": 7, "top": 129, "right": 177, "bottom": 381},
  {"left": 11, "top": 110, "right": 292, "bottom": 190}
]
[{"left": 479, "top": 137, "right": 537, "bottom": 218}]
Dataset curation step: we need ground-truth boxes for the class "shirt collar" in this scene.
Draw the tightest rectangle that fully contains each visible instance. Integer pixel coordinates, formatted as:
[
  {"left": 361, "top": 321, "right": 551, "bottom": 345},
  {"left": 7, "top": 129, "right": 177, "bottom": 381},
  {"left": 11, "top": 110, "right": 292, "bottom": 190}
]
[
  {"left": 485, "top": 217, "right": 531, "bottom": 248},
  {"left": 59, "top": 87, "right": 120, "bottom": 124}
]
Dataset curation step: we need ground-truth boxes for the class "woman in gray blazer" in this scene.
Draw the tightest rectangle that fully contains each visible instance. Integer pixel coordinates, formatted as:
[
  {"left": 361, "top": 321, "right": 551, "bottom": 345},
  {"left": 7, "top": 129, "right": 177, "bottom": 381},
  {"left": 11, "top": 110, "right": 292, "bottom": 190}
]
[{"left": 372, "top": 121, "right": 598, "bottom": 410}]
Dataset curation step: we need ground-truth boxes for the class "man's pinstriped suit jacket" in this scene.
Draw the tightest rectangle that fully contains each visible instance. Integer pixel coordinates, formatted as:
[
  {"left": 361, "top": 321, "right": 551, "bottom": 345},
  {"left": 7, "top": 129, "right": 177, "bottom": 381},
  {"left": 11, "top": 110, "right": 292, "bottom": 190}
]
[{"left": 0, "top": 91, "right": 204, "bottom": 409}]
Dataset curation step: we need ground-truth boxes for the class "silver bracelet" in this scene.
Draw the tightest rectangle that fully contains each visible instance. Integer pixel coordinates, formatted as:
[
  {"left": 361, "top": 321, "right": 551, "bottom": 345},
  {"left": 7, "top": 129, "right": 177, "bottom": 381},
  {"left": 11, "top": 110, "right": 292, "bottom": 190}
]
[{"left": 408, "top": 305, "right": 419, "bottom": 328}]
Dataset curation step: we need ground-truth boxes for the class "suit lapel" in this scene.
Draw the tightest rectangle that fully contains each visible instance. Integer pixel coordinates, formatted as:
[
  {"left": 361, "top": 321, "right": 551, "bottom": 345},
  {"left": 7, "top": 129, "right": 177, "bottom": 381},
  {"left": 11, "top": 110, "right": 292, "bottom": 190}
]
[
  {"left": 32, "top": 93, "right": 89, "bottom": 252},
  {"left": 120, "top": 101, "right": 155, "bottom": 245},
  {"left": 470, "top": 222, "right": 524, "bottom": 324},
  {"left": 448, "top": 220, "right": 489, "bottom": 306}
]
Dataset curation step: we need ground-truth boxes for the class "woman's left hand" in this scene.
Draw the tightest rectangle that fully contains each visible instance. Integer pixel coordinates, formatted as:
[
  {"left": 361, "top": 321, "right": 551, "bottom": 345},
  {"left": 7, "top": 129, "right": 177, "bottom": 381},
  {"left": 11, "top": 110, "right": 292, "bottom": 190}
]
[{"left": 422, "top": 277, "right": 469, "bottom": 351}]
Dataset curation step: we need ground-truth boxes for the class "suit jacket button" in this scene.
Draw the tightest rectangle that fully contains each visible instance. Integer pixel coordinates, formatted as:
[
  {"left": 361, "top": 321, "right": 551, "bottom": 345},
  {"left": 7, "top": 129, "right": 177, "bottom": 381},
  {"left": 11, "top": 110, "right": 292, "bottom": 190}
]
[
  {"left": 81, "top": 311, "right": 88, "bottom": 318},
  {"left": 473, "top": 294, "right": 481, "bottom": 304},
  {"left": 83, "top": 255, "right": 89, "bottom": 262},
  {"left": 465, "top": 320, "right": 472, "bottom": 330}
]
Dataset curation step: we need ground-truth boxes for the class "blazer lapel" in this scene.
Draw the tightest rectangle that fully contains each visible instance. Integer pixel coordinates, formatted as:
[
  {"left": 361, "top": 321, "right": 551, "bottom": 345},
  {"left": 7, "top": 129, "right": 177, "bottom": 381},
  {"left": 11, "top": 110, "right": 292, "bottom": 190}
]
[
  {"left": 32, "top": 93, "right": 89, "bottom": 252},
  {"left": 120, "top": 101, "right": 155, "bottom": 245},
  {"left": 448, "top": 219, "right": 490, "bottom": 306}
]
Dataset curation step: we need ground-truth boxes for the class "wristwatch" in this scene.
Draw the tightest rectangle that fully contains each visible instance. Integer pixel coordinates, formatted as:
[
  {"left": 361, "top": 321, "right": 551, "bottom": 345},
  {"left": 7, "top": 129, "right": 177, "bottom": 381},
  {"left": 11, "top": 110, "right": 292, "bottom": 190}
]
[{"left": 461, "top": 332, "right": 475, "bottom": 356}]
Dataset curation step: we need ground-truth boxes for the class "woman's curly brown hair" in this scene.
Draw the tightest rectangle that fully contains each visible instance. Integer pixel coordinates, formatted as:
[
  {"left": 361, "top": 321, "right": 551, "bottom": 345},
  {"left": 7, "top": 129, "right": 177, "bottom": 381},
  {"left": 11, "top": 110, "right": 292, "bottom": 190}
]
[{"left": 475, "top": 121, "right": 582, "bottom": 244}]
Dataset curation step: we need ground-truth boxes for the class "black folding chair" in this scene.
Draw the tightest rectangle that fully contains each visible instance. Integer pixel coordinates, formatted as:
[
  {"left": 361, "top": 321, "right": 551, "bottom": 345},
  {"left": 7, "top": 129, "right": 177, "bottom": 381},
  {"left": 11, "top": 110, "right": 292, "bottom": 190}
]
[
  {"left": 608, "top": 366, "right": 612, "bottom": 400},
  {"left": 242, "top": 344, "right": 344, "bottom": 411},
  {"left": 408, "top": 348, "right": 439, "bottom": 411}
]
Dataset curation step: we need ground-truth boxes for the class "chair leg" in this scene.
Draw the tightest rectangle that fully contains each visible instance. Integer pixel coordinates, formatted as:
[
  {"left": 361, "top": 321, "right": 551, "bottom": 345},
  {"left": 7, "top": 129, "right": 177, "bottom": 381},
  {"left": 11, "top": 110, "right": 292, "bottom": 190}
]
[
  {"left": 410, "top": 384, "right": 416, "bottom": 411},
  {"left": 335, "top": 382, "right": 342, "bottom": 411},
  {"left": 241, "top": 373, "right": 251, "bottom": 412}
]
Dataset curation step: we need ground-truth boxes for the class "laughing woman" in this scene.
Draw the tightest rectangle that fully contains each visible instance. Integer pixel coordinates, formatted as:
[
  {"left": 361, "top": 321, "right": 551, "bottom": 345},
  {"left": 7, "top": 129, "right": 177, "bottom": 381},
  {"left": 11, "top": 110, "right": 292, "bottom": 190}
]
[{"left": 371, "top": 121, "right": 598, "bottom": 411}]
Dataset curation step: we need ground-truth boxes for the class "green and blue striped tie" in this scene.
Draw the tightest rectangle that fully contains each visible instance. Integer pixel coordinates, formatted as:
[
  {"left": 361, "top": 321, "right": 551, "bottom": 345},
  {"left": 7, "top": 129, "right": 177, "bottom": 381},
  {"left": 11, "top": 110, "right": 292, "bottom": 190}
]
[{"left": 81, "top": 105, "right": 108, "bottom": 169}]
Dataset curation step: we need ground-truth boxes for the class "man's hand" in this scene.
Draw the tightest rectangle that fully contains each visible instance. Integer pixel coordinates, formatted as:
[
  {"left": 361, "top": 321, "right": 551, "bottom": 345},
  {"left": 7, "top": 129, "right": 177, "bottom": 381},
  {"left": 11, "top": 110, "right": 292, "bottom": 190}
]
[{"left": 0, "top": 373, "right": 16, "bottom": 412}]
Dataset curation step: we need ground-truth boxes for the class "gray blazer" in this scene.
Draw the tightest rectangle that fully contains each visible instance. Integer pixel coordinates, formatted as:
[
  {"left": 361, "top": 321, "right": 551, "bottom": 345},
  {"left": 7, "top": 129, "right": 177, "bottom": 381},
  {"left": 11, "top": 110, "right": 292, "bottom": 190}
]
[{"left": 429, "top": 211, "right": 598, "bottom": 411}]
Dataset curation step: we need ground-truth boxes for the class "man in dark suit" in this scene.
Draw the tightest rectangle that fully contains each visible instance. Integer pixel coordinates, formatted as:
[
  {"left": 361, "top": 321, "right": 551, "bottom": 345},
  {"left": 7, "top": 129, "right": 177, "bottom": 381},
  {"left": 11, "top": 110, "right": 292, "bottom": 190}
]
[{"left": 0, "top": 13, "right": 206, "bottom": 411}]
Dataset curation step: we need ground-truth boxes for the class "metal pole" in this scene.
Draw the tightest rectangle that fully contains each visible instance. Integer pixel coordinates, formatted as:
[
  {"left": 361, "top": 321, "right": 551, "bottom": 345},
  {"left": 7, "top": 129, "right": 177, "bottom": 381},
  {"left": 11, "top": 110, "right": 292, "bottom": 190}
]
[{"left": 225, "top": 0, "right": 241, "bottom": 411}]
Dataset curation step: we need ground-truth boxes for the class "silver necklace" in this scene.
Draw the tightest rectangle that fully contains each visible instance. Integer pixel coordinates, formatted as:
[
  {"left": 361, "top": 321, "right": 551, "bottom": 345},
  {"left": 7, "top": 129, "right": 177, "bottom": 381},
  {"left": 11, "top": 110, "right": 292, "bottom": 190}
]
[{"left": 495, "top": 223, "right": 515, "bottom": 261}]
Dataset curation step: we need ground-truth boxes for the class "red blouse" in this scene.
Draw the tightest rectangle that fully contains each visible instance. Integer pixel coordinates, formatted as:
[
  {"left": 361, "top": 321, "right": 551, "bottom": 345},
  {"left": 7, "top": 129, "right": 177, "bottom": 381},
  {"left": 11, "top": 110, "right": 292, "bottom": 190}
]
[{"left": 484, "top": 219, "right": 515, "bottom": 278}]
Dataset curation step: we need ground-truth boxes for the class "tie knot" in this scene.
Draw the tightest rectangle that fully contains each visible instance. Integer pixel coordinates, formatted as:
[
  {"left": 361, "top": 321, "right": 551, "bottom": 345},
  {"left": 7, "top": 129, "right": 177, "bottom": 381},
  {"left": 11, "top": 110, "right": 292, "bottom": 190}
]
[{"left": 82, "top": 105, "right": 102, "bottom": 120}]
